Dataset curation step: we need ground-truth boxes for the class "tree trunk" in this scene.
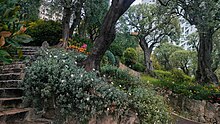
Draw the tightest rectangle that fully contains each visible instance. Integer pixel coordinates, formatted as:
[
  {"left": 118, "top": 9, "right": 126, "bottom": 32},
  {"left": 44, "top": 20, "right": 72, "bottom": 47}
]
[
  {"left": 196, "top": 29, "right": 219, "bottom": 85},
  {"left": 69, "top": 1, "right": 84, "bottom": 38},
  {"left": 139, "top": 37, "right": 154, "bottom": 74},
  {"left": 57, "top": 7, "right": 72, "bottom": 48},
  {"left": 81, "top": 0, "right": 135, "bottom": 71}
]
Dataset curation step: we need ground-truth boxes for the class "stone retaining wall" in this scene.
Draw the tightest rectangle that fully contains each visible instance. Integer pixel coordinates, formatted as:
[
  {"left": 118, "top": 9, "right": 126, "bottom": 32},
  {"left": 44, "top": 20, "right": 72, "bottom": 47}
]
[{"left": 160, "top": 90, "right": 220, "bottom": 124}]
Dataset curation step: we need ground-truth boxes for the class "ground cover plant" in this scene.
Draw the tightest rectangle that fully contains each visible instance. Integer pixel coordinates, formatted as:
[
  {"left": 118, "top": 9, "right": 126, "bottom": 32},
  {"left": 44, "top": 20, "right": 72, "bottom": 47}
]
[{"left": 141, "top": 71, "right": 220, "bottom": 103}]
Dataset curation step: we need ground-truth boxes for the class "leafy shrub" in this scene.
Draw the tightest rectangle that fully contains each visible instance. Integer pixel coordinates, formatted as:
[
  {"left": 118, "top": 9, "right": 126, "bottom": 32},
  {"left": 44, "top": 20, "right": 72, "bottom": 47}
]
[
  {"left": 141, "top": 74, "right": 220, "bottom": 101},
  {"left": 170, "top": 69, "right": 192, "bottom": 83},
  {"left": 128, "top": 87, "right": 171, "bottom": 124},
  {"left": 26, "top": 20, "right": 62, "bottom": 46},
  {"left": 215, "top": 67, "right": 220, "bottom": 80},
  {"left": 101, "top": 50, "right": 117, "bottom": 66},
  {"left": 154, "top": 69, "right": 192, "bottom": 83},
  {"left": 0, "top": 0, "right": 33, "bottom": 63},
  {"left": 21, "top": 49, "right": 128, "bottom": 123},
  {"left": 101, "top": 65, "right": 140, "bottom": 90},
  {"left": 131, "top": 62, "right": 145, "bottom": 72},
  {"left": 123, "top": 47, "right": 137, "bottom": 66},
  {"left": 22, "top": 49, "right": 172, "bottom": 123},
  {"left": 109, "top": 33, "right": 138, "bottom": 57},
  {"left": 154, "top": 70, "right": 173, "bottom": 81},
  {"left": 101, "top": 65, "right": 171, "bottom": 123}
]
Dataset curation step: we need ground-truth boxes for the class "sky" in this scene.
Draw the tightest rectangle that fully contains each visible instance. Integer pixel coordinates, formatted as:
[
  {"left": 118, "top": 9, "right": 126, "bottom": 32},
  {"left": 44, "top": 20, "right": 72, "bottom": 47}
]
[{"left": 133, "top": 0, "right": 142, "bottom": 5}]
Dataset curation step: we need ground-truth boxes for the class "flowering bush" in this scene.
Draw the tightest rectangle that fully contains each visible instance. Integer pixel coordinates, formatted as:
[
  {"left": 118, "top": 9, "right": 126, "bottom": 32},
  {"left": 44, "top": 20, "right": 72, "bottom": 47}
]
[
  {"left": 21, "top": 49, "right": 128, "bottom": 123},
  {"left": 101, "top": 65, "right": 171, "bottom": 124},
  {"left": 128, "top": 87, "right": 171, "bottom": 124},
  {"left": 101, "top": 65, "right": 140, "bottom": 90},
  {"left": 21, "top": 49, "right": 172, "bottom": 123}
]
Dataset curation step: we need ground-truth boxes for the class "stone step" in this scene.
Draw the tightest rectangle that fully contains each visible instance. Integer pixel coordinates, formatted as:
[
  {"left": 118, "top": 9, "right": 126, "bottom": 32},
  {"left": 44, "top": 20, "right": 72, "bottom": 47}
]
[
  {"left": 0, "top": 68, "right": 24, "bottom": 74},
  {"left": 0, "top": 80, "right": 22, "bottom": 88},
  {"left": 0, "top": 88, "right": 23, "bottom": 98},
  {"left": 18, "top": 46, "right": 40, "bottom": 51},
  {"left": 0, "top": 62, "right": 25, "bottom": 69},
  {"left": 0, "top": 65, "right": 25, "bottom": 74},
  {"left": 0, "top": 108, "right": 30, "bottom": 123},
  {"left": 11, "top": 51, "right": 38, "bottom": 56},
  {"left": 0, "top": 73, "right": 25, "bottom": 80},
  {"left": 0, "top": 97, "right": 23, "bottom": 110},
  {"left": 14, "top": 54, "right": 36, "bottom": 59},
  {"left": 15, "top": 118, "right": 53, "bottom": 124}
]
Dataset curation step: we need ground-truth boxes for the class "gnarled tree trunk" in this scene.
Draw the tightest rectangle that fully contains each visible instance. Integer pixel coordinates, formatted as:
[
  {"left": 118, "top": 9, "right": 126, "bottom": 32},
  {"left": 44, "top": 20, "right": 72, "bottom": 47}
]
[
  {"left": 139, "top": 37, "right": 154, "bottom": 74},
  {"left": 81, "top": 0, "right": 135, "bottom": 71},
  {"left": 69, "top": 1, "right": 84, "bottom": 38},
  {"left": 196, "top": 28, "right": 219, "bottom": 85},
  {"left": 57, "top": 7, "right": 72, "bottom": 48}
]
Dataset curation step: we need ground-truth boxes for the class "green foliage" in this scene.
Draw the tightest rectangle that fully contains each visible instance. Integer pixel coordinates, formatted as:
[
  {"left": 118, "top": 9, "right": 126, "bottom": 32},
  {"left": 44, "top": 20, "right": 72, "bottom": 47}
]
[
  {"left": 141, "top": 74, "right": 220, "bottom": 101},
  {"left": 101, "top": 65, "right": 171, "bottom": 123},
  {"left": 151, "top": 54, "right": 162, "bottom": 70},
  {"left": 109, "top": 33, "right": 138, "bottom": 57},
  {"left": 21, "top": 49, "right": 129, "bottom": 123},
  {"left": 69, "top": 34, "right": 93, "bottom": 52},
  {"left": 170, "top": 50, "right": 197, "bottom": 75},
  {"left": 215, "top": 68, "right": 220, "bottom": 80},
  {"left": 101, "top": 50, "right": 118, "bottom": 66},
  {"left": 154, "top": 69, "right": 192, "bottom": 83},
  {"left": 26, "top": 20, "right": 62, "bottom": 46},
  {"left": 22, "top": 50, "right": 171, "bottom": 123},
  {"left": 0, "top": 0, "right": 32, "bottom": 63},
  {"left": 154, "top": 70, "right": 173, "bottom": 81},
  {"left": 18, "top": 0, "right": 41, "bottom": 21},
  {"left": 128, "top": 87, "right": 171, "bottom": 124},
  {"left": 122, "top": 47, "right": 137, "bottom": 66},
  {"left": 83, "top": 0, "right": 108, "bottom": 40},
  {"left": 154, "top": 43, "right": 183, "bottom": 70},
  {"left": 170, "top": 69, "right": 192, "bottom": 83},
  {"left": 0, "top": 49, "right": 12, "bottom": 64},
  {"left": 131, "top": 62, "right": 145, "bottom": 72},
  {"left": 212, "top": 29, "right": 220, "bottom": 72},
  {"left": 101, "top": 65, "right": 140, "bottom": 90}
]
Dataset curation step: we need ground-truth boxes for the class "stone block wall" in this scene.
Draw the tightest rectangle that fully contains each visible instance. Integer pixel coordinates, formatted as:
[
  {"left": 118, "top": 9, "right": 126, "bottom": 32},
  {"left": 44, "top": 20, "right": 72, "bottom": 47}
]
[{"left": 161, "top": 90, "right": 220, "bottom": 124}]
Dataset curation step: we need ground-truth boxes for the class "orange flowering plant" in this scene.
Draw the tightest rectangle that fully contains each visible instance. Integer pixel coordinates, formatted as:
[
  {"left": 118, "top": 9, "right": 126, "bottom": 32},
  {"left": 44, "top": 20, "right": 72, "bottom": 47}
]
[
  {"left": 68, "top": 43, "right": 90, "bottom": 55},
  {"left": 67, "top": 35, "right": 92, "bottom": 54}
]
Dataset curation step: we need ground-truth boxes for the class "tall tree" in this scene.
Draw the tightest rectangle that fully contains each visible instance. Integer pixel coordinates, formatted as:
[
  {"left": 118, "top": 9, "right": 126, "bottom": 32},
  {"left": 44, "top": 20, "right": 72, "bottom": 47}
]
[
  {"left": 154, "top": 42, "right": 183, "bottom": 70},
  {"left": 170, "top": 50, "right": 197, "bottom": 75},
  {"left": 18, "top": 0, "right": 41, "bottom": 21},
  {"left": 212, "top": 30, "right": 220, "bottom": 72},
  {"left": 158, "top": 0, "right": 220, "bottom": 85},
  {"left": 80, "top": 0, "right": 109, "bottom": 41},
  {"left": 187, "top": 31, "right": 220, "bottom": 74},
  {"left": 119, "top": 4, "right": 180, "bottom": 73},
  {"left": 81, "top": 0, "right": 135, "bottom": 71},
  {"left": 43, "top": 0, "right": 85, "bottom": 47}
]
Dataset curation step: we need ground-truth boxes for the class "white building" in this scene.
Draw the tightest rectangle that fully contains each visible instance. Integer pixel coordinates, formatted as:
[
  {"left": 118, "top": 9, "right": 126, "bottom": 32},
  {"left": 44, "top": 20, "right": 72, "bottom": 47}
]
[
  {"left": 142, "top": 0, "right": 157, "bottom": 4},
  {"left": 179, "top": 17, "right": 197, "bottom": 49}
]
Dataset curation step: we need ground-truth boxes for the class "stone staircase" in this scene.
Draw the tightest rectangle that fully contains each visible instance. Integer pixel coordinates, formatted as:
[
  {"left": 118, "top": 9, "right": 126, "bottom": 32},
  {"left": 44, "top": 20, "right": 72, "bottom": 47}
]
[
  {"left": 0, "top": 47, "right": 51, "bottom": 124},
  {"left": 0, "top": 60, "right": 30, "bottom": 123}
]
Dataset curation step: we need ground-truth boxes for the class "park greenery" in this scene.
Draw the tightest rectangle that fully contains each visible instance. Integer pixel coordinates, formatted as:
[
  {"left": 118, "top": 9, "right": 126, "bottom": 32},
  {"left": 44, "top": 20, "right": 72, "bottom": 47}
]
[{"left": 1, "top": 0, "right": 220, "bottom": 123}]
